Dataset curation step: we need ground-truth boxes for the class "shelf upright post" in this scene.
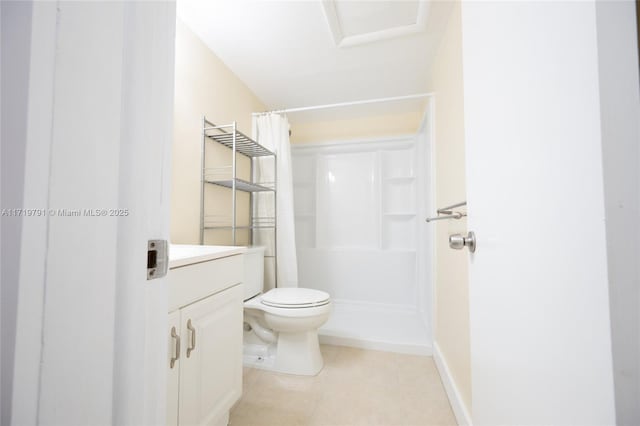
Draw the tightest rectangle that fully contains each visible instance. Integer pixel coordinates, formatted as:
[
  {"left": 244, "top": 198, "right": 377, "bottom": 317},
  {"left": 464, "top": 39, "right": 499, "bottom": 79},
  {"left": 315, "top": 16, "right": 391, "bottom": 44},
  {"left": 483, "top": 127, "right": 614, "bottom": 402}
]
[
  {"left": 273, "top": 151, "right": 277, "bottom": 288},
  {"left": 200, "top": 116, "right": 206, "bottom": 245},
  {"left": 232, "top": 121, "right": 237, "bottom": 245},
  {"left": 250, "top": 157, "right": 255, "bottom": 246}
]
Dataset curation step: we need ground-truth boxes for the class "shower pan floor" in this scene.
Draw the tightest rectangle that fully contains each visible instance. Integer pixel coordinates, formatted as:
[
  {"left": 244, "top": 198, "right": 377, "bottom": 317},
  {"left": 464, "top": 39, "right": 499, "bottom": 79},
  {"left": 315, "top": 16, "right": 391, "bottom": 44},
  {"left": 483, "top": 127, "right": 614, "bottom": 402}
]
[{"left": 319, "top": 300, "right": 432, "bottom": 356}]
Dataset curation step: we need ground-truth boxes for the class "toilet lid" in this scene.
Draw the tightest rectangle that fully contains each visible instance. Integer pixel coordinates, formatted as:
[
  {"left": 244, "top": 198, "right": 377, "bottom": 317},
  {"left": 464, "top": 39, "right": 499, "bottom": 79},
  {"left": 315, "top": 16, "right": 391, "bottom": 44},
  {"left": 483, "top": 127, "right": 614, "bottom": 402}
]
[{"left": 261, "top": 288, "right": 330, "bottom": 308}]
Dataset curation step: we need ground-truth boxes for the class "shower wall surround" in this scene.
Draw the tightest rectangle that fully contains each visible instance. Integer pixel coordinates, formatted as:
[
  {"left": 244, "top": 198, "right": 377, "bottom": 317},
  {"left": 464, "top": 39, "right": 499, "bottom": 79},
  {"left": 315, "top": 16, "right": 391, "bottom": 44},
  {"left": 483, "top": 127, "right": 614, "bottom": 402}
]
[{"left": 292, "top": 135, "right": 432, "bottom": 354}]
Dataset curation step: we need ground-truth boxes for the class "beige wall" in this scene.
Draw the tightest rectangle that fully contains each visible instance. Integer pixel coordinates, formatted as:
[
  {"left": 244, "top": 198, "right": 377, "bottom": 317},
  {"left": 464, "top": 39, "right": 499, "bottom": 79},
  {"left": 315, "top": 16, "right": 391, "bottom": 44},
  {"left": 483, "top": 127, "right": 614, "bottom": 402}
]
[
  {"left": 427, "top": 2, "right": 472, "bottom": 412},
  {"left": 172, "top": 18, "right": 266, "bottom": 244},
  {"left": 290, "top": 111, "right": 423, "bottom": 144}
]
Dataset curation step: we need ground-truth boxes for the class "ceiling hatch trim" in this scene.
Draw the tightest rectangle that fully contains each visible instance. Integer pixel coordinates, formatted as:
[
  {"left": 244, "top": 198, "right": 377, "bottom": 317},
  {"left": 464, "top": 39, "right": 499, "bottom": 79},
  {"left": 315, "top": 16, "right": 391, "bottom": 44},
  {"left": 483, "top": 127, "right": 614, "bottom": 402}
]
[{"left": 321, "top": 0, "right": 429, "bottom": 48}]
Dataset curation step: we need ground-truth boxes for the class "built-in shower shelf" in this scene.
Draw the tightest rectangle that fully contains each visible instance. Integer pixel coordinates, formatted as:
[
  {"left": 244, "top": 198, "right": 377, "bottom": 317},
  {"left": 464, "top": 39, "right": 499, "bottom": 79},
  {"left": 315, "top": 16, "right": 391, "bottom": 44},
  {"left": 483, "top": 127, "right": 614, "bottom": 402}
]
[
  {"left": 205, "top": 178, "right": 274, "bottom": 193},
  {"left": 383, "top": 212, "right": 417, "bottom": 217},
  {"left": 384, "top": 176, "right": 416, "bottom": 182},
  {"left": 380, "top": 248, "right": 417, "bottom": 253},
  {"left": 204, "top": 225, "right": 276, "bottom": 230}
]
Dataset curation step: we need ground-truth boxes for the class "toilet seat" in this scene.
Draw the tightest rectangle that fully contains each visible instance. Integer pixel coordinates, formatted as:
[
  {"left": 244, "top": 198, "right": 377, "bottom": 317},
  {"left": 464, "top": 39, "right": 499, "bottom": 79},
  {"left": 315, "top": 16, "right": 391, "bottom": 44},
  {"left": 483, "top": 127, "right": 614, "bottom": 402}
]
[
  {"left": 244, "top": 288, "right": 331, "bottom": 319},
  {"left": 261, "top": 288, "right": 330, "bottom": 308}
]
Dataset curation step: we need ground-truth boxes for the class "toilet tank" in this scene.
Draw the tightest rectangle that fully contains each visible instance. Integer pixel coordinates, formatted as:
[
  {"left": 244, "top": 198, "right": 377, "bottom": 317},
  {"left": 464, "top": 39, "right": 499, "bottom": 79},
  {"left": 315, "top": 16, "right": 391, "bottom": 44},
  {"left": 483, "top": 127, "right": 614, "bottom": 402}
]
[{"left": 243, "top": 246, "right": 265, "bottom": 301}]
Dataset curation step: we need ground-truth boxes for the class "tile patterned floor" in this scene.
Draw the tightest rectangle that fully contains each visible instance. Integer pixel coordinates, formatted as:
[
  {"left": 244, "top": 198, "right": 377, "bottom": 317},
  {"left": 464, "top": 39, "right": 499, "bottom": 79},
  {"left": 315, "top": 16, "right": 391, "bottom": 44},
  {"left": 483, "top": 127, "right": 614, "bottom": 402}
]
[{"left": 229, "top": 345, "right": 457, "bottom": 426}]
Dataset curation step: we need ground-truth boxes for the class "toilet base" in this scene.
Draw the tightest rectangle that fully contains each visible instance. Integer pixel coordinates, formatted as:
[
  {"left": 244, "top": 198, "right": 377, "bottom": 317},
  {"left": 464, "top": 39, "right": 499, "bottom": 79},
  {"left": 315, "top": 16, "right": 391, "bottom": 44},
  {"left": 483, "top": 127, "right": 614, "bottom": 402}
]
[
  {"left": 242, "top": 330, "right": 324, "bottom": 376},
  {"left": 274, "top": 330, "right": 324, "bottom": 376},
  {"left": 243, "top": 341, "right": 277, "bottom": 370}
]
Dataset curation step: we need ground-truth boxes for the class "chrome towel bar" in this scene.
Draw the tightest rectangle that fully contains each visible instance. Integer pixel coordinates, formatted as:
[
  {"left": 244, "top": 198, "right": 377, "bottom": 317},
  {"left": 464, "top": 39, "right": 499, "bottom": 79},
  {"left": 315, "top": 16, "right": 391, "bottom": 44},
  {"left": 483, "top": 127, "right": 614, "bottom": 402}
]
[{"left": 426, "top": 201, "right": 467, "bottom": 223}]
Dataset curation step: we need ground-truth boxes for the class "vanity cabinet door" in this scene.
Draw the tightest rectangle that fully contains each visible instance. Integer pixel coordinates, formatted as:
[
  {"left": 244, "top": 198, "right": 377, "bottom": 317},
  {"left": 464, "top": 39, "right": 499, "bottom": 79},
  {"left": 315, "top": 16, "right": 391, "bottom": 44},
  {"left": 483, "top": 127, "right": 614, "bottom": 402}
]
[
  {"left": 167, "top": 310, "right": 181, "bottom": 426},
  {"left": 178, "top": 283, "right": 243, "bottom": 426}
]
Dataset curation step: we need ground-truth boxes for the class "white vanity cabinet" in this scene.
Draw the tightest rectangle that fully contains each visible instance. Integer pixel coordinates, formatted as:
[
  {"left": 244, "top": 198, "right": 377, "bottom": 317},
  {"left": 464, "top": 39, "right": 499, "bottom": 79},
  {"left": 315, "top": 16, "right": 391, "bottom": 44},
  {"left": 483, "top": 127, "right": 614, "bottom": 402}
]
[{"left": 167, "top": 246, "right": 245, "bottom": 426}]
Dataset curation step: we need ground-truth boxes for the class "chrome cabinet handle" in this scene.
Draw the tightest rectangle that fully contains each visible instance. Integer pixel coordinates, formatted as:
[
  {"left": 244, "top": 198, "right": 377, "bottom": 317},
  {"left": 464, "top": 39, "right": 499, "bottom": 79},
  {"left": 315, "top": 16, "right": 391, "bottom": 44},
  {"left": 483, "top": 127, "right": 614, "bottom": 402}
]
[
  {"left": 170, "top": 326, "right": 180, "bottom": 369},
  {"left": 186, "top": 319, "right": 196, "bottom": 358}
]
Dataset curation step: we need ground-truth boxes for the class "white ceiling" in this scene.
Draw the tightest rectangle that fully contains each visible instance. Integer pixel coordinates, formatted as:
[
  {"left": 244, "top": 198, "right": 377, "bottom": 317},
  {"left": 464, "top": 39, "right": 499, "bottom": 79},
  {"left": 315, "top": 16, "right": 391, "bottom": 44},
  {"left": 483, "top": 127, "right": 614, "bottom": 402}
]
[{"left": 177, "top": 0, "right": 453, "bottom": 120}]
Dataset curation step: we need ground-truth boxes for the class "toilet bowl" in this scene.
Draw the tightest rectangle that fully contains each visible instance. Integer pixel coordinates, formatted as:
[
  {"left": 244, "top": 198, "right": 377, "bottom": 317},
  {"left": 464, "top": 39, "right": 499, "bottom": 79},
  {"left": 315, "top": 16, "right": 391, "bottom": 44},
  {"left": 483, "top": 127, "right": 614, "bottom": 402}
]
[{"left": 243, "top": 247, "right": 331, "bottom": 376}]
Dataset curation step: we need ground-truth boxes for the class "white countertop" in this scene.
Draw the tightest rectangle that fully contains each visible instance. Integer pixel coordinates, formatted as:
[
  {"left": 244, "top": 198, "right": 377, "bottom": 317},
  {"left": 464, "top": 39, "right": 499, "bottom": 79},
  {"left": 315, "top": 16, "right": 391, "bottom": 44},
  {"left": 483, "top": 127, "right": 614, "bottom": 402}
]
[{"left": 169, "top": 244, "right": 246, "bottom": 268}]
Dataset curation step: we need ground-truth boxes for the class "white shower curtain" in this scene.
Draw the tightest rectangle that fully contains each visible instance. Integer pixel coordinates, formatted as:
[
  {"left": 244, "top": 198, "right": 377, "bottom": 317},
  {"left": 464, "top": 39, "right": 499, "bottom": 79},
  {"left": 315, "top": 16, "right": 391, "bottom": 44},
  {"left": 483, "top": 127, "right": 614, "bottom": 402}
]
[{"left": 253, "top": 114, "right": 298, "bottom": 288}]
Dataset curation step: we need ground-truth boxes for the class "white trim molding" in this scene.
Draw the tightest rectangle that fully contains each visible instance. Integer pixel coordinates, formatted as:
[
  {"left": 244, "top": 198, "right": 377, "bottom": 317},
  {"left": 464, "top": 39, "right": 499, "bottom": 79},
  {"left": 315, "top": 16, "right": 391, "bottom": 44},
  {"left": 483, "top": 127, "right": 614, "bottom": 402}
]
[{"left": 433, "top": 342, "right": 473, "bottom": 426}]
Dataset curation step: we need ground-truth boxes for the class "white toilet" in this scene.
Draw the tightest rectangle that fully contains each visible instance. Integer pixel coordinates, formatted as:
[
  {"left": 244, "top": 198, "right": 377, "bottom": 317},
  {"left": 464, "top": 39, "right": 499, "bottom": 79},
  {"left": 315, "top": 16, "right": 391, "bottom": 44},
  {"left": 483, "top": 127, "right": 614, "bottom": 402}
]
[{"left": 243, "top": 246, "right": 331, "bottom": 376}]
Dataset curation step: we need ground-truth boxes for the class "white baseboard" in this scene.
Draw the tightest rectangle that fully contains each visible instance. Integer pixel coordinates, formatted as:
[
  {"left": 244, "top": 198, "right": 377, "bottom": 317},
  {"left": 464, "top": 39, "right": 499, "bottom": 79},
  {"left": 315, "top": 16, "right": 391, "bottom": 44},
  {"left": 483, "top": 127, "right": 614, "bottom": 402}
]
[
  {"left": 433, "top": 342, "right": 473, "bottom": 426},
  {"left": 319, "top": 332, "right": 432, "bottom": 356}
]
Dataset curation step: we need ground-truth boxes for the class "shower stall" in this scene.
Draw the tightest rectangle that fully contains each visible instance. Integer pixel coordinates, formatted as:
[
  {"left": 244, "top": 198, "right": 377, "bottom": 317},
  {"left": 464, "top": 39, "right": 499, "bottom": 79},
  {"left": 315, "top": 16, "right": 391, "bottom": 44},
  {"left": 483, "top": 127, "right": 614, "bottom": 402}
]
[{"left": 290, "top": 119, "right": 433, "bottom": 354}]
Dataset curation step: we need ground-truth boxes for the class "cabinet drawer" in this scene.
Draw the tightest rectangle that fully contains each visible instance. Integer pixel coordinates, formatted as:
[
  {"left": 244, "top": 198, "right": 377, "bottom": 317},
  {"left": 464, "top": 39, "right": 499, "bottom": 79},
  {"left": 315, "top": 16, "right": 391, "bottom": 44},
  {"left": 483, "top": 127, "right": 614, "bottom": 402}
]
[{"left": 169, "top": 254, "right": 243, "bottom": 311}]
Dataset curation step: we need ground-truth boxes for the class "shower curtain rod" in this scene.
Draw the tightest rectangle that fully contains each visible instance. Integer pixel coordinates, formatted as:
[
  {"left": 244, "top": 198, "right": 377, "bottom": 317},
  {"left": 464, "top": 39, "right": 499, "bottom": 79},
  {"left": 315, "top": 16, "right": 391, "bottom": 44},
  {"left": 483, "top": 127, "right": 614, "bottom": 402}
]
[{"left": 252, "top": 93, "right": 433, "bottom": 116}]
